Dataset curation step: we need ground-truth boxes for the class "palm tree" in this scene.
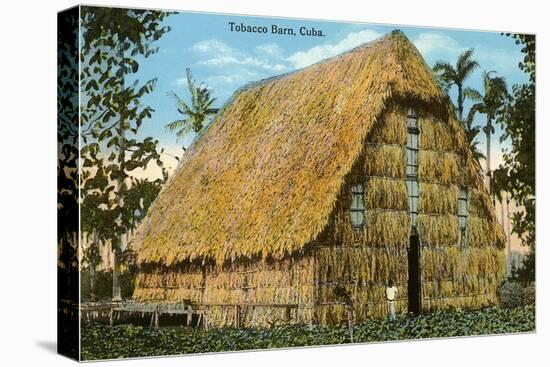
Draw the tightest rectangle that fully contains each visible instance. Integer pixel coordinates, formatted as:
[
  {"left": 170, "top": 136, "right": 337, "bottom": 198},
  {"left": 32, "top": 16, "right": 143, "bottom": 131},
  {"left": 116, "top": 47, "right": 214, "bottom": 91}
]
[
  {"left": 465, "top": 71, "right": 508, "bottom": 192},
  {"left": 433, "top": 49, "right": 484, "bottom": 164},
  {"left": 465, "top": 126, "right": 486, "bottom": 162},
  {"left": 166, "top": 68, "right": 218, "bottom": 148},
  {"left": 433, "top": 48, "right": 479, "bottom": 122}
]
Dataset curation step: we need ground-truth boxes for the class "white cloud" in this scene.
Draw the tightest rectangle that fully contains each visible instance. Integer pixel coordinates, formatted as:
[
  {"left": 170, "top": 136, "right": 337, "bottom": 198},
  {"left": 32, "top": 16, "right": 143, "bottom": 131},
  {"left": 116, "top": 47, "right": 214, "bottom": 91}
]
[
  {"left": 200, "top": 55, "right": 287, "bottom": 72},
  {"left": 190, "top": 30, "right": 382, "bottom": 90},
  {"left": 413, "top": 32, "right": 521, "bottom": 74},
  {"left": 413, "top": 32, "right": 466, "bottom": 57},
  {"left": 191, "top": 39, "right": 289, "bottom": 74},
  {"left": 191, "top": 39, "right": 234, "bottom": 54},
  {"left": 205, "top": 71, "right": 260, "bottom": 86},
  {"left": 475, "top": 46, "right": 522, "bottom": 73},
  {"left": 205, "top": 75, "right": 242, "bottom": 85},
  {"left": 287, "top": 29, "right": 381, "bottom": 68},
  {"left": 200, "top": 56, "right": 240, "bottom": 67},
  {"left": 255, "top": 43, "right": 283, "bottom": 57}
]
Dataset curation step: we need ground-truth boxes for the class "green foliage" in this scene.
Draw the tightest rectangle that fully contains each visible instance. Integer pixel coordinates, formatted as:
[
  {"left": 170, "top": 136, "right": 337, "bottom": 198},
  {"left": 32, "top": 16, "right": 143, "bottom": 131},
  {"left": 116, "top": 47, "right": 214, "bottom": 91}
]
[
  {"left": 523, "top": 283, "right": 536, "bottom": 306},
  {"left": 498, "top": 281, "right": 525, "bottom": 309},
  {"left": 79, "top": 7, "right": 172, "bottom": 242},
  {"left": 493, "top": 34, "right": 535, "bottom": 258},
  {"left": 81, "top": 307, "right": 535, "bottom": 360},
  {"left": 466, "top": 71, "right": 508, "bottom": 123},
  {"left": 72, "top": 7, "right": 172, "bottom": 300},
  {"left": 81, "top": 270, "right": 136, "bottom": 301},
  {"left": 432, "top": 49, "right": 484, "bottom": 160},
  {"left": 165, "top": 68, "right": 218, "bottom": 144},
  {"left": 465, "top": 71, "right": 508, "bottom": 140},
  {"left": 433, "top": 48, "right": 479, "bottom": 121},
  {"left": 505, "top": 33, "right": 535, "bottom": 83},
  {"left": 123, "top": 178, "right": 163, "bottom": 231},
  {"left": 466, "top": 70, "right": 508, "bottom": 191},
  {"left": 512, "top": 251, "right": 535, "bottom": 283}
]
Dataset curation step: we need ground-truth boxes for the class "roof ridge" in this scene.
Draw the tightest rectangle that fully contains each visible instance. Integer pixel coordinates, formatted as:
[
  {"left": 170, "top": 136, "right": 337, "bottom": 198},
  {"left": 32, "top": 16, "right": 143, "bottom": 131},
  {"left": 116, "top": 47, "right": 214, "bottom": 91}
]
[{"left": 188, "top": 30, "right": 407, "bottom": 152}]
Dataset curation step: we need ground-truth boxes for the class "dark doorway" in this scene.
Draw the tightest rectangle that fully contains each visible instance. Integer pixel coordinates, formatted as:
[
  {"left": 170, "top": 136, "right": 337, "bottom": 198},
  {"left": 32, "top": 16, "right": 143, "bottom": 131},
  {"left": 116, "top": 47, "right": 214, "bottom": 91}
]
[{"left": 408, "top": 230, "right": 422, "bottom": 315}]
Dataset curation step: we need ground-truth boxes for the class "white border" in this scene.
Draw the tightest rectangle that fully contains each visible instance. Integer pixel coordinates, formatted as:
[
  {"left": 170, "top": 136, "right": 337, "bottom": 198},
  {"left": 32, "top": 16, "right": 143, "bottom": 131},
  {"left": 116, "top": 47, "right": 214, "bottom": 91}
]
[{"left": 0, "top": 1, "right": 546, "bottom": 367}]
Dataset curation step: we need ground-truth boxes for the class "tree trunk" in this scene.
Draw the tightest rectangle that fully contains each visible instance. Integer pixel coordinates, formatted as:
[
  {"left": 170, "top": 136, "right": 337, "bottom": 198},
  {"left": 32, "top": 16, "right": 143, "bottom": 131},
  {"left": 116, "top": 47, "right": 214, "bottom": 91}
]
[
  {"left": 90, "top": 230, "right": 99, "bottom": 300},
  {"left": 112, "top": 43, "right": 125, "bottom": 303},
  {"left": 500, "top": 191, "right": 505, "bottom": 225},
  {"left": 112, "top": 243, "right": 122, "bottom": 302},
  {"left": 499, "top": 191, "right": 507, "bottom": 275},
  {"left": 485, "top": 120, "right": 492, "bottom": 192},
  {"left": 457, "top": 84, "right": 463, "bottom": 123},
  {"left": 506, "top": 194, "right": 512, "bottom": 276},
  {"left": 89, "top": 264, "right": 95, "bottom": 300}
]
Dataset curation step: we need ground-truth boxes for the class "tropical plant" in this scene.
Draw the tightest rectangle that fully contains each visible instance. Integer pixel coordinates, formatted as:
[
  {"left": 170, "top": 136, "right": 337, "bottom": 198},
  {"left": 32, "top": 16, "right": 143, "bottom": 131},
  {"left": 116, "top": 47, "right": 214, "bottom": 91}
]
[
  {"left": 497, "top": 281, "right": 525, "bottom": 309},
  {"left": 79, "top": 7, "right": 172, "bottom": 301},
  {"left": 124, "top": 177, "right": 165, "bottom": 233},
  {"left": 464, "top": 71, "right": 508, "bottom": 191},
  {"left": 464, "top": 125, "right": 485, "bottom": 162},
  {"left": 492, "top": 34, "right": 535, "bottom": 278},
  {"left": 80, "top": 161, "right": 116, "bottom": 299},
  {"left": 166, "top": 68, "right": 218, "bottom": 146},
  {"left": 433, "top": 49, "right": 484, "bottom": 161},
  {"left": 433, "top": 48, "right": 479, "bottom": 122}
]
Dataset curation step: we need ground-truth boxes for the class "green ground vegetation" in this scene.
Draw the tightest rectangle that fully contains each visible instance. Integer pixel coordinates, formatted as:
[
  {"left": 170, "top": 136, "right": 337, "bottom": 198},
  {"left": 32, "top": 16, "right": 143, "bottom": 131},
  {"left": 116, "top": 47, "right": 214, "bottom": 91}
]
[{"left": 82, "top": 306, "right": 534, "bottom": 360}]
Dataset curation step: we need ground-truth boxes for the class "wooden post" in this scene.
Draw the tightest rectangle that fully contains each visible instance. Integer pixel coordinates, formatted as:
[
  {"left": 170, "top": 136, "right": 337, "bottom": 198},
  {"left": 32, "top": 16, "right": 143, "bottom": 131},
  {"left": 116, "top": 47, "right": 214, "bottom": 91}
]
[
  {"left": 154, "top": 311, "right": 159, "bottom": 329},
  {"left": 234, "top": 305, "right": 241, "bottom": 328},
  {"left": 285, "top": 306, "right": 291, "bottom": 323},
  {"left": 347, "top": 305, "right": 354, "bottom": 343},
  {"left": 109, "top": 309, "right": 114, "bottom": 327},
  {"left": 149, "top": 312, "right": 155, "bottom": 329},
  {"left": 196, "top": 313, "right": 202, "bottom": 329}
]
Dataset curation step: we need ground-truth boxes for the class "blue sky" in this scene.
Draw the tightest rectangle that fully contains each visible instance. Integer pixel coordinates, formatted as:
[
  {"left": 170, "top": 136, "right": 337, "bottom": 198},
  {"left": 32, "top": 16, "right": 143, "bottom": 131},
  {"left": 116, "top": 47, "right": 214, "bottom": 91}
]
[{"left": 132, "top": 11, "right": 529, "bottom": 174}]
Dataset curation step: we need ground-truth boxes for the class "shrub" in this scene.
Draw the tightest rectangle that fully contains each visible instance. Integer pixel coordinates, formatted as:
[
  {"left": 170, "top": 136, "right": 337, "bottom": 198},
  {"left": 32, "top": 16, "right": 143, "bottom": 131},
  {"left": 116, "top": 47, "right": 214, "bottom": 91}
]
[
  {"left": 523, "top": 282, "right": 536, "bottom": 306},
  {"left": 498, "top": 281, "right": 525, "bottom": 308}
]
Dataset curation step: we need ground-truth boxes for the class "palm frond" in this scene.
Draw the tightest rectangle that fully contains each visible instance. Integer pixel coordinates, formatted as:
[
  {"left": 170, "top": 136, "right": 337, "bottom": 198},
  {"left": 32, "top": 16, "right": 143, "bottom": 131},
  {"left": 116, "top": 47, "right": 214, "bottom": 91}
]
[
  {"left": 176, "top": 100, "right": 194, "bottom": 116},
  {"left": 464, "top": 87, "right": 483, "bottom": 101},
  {"left": 176, "top": 124, "right": 195, "bottom": 138},
  {"left": 456, "top": 49, "right": 479, "bottom": 81},
  {"left": 433, "top": 71, "right": 451, "bottom": 93},
  {"left": 166, "top": 68, "right": 219, "bottom": 140},
  {"left": 167, "top": 91, "right": 183, "bottom": 105},
  {"left": 465, "top": 103, "right": 485, "bottom": 129},
  {"left": 432, "top": 61, "right": 456, "bottom": 84},
  {"left": 165, "top": 119, "right": 191, "bottom": 133},
  {"left": 433, "top": 61, "right": 454, "bottom": 74}
]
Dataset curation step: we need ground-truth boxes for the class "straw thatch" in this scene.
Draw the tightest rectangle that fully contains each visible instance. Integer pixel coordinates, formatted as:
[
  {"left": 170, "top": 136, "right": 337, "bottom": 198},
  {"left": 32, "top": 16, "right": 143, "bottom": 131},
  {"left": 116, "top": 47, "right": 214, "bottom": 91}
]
[
  {"left": 134, "top": 255, "right": 315, "bottom": 327},
  {"left": 133, "top": 30, "right": 451, "bottom": 265},
  {"left": 132, "top": 30, "right": 505, "bottom": 327}
]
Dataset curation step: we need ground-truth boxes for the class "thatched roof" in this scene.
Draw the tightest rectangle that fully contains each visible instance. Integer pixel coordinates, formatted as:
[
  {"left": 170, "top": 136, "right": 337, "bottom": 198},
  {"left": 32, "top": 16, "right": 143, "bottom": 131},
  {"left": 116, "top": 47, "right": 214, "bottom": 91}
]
[{"left": 133, "top": 30, "right": 498, "bottom": 266}]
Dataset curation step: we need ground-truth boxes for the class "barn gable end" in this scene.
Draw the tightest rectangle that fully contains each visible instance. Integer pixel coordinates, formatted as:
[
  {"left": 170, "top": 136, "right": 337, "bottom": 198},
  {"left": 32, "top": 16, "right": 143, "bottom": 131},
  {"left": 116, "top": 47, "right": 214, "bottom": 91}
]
[{"left": 311, "top": 103, "right": 505, "bottom": 324}]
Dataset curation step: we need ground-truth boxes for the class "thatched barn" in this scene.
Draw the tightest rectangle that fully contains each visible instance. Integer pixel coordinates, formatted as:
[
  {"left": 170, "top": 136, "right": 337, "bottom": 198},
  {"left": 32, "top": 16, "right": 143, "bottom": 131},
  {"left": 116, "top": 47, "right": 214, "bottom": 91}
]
[{"left": 131, "top": 30, "right": 506, "bottom": 327}]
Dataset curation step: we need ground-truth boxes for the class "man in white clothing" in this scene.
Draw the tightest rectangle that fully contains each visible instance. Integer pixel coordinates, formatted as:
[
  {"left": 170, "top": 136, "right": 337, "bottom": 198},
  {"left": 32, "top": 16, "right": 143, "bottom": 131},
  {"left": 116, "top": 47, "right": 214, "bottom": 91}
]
[{"left": 386, "top": 279, "right": 398, "bottom": 321}]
